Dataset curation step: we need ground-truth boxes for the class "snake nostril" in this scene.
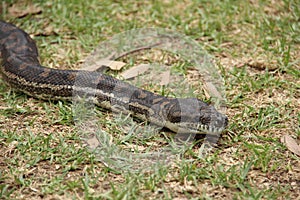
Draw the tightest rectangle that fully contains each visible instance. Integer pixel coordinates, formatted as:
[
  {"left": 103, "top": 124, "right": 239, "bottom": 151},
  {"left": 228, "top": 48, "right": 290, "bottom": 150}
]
[{"left": 224, "top": 116, "right": 228, "bottom": 127}]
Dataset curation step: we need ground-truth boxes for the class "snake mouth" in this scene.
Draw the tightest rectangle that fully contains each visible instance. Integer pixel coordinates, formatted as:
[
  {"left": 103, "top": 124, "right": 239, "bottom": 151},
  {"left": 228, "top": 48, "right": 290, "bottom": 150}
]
[
  {"left": 164, "top": 121, "right": 227, "bottom": 135},
  {"left": 179, "top": 123, "right": 226, "bottom": 135}
]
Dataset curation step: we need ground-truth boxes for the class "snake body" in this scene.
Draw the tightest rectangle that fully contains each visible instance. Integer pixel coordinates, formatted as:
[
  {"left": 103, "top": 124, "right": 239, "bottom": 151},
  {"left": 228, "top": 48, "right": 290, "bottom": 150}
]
[{"left": 0, "top": 20, "right": 228, "bottom": 135}]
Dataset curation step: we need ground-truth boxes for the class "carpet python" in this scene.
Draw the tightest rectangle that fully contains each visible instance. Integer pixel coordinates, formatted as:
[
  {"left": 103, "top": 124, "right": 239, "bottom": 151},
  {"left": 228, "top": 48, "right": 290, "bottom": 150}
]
[{"left": 0, "top": 20, "right": 228, "bottom": 135}]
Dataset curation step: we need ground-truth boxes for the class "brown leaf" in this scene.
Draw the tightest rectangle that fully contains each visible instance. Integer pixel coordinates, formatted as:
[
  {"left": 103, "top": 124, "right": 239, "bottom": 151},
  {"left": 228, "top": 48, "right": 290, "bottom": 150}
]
[
  {"left": 159, "top": 70, "right": 170, "bottom": 86},
  {"left": 203, "top": 81, "right": 223, "bottom": 100},
  {"left": 247, "top": 57, "right": 278, "bottom": 71},
  {"left": 281, "top": 135, "right": 300, "bottom": 156},
  {"left": 85, "top": 135, "right": 100, "bottom": 149},
  {"left": 81, "top": 60, "right": 126, "bottom": 71},
  {"left": 121, "top": 64, "right": 150, "bottom": 80},
  {"left": 33, "top": 26, "right": 58, "bottom": 36},
  {"left": 8, "top": 4, "right": 42, "bottom": 18}
]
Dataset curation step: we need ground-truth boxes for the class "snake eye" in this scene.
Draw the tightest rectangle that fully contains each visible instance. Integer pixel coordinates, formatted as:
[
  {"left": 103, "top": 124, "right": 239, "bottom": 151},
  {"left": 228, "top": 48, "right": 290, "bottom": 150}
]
[
  {"left": 168, "top": 111, "right": 181, "bottom": 123},
  {"left": 200, "top": 115, "right": 211, "bottom": 125},
  {"left": 169, "top": 116, "right": 181, "bottom": 123}
]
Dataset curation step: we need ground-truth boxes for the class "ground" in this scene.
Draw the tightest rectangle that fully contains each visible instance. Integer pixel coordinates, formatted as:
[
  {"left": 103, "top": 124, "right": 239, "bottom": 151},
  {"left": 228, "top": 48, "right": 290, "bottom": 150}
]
[{"left": 0, "top": 0, "right": 299, "bottom": 199}]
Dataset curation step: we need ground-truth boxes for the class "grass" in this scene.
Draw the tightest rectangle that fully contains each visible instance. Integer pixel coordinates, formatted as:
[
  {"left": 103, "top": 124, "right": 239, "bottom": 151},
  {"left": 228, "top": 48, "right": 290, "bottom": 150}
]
[{"left": 1, "top": 0, "right": 299, "bottom": 199}]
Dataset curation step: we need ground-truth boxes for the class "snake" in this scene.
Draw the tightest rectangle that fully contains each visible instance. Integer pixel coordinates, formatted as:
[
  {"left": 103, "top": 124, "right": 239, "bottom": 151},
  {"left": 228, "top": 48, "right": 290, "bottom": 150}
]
[{"left": 0, "top": 20, "right": 228, "bottom": 135}]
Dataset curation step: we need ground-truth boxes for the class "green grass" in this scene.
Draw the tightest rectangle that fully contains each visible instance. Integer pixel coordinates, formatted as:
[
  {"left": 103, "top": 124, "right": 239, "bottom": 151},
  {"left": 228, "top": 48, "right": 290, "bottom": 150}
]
[{"left": 1, "top": 0, "right": 299, "bottom": 199}]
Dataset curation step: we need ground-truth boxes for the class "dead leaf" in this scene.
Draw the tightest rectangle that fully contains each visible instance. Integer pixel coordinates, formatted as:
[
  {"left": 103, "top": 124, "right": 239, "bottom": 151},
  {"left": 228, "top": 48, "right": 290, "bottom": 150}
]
[
  {"left": 159, "top": 70, "right": 170, "bottom": 86},
  {"left": 203, "top": 81, "right": 223, "bottom": 100},
  {"left": 8, "top": 4, "right": 42, "bottom": 18},
  {"left": 85, "top": 135, "right": 100, "bottom": 149},
  {"left": 33, "top": 26, "right": 58, "bottom": 36},
  {"left": 121, "top": 64, "right": 150, "bottom": 79},
  {"left": 81, "top": 59, "right": 126, "bottom": 71},
  {"left": 246, "top": 56, "right": 278, "bottom": 71},
  {"left": 281, "top": 135, "right": 300, "bottom": 156}
]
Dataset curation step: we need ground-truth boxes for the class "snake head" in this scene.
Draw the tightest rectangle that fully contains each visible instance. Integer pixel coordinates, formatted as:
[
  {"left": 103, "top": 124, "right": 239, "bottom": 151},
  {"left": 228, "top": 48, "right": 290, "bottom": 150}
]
[{"left": 165, "top": 98, "right": 228, "bottom": 135}]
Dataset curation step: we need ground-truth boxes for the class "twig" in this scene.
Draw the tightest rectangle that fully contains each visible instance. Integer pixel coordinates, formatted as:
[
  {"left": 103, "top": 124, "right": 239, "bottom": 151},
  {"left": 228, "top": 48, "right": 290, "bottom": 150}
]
[{"left": 108, "top": 42, "right": 162, "bottom": 60}]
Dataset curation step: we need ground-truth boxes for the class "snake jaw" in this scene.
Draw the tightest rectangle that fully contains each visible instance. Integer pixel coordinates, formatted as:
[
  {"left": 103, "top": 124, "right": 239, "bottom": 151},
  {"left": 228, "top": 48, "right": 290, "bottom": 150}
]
[
  {"left": 174, "top": 119, "right": 227, "bottom": 135},
  {"left": 165, "top": 98, "right": 228, "bottom": 135}
]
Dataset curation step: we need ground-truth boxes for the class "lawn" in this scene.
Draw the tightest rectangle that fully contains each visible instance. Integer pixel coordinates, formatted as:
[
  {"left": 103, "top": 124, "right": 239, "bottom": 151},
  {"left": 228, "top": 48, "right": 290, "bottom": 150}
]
[{"left": 0, "top": 0, "right": 299, "bottom": 199}]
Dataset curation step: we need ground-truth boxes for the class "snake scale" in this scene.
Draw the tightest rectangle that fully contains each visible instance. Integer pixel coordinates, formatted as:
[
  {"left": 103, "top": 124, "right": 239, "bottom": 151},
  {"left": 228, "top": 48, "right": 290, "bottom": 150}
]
[{"left": 0, "top": 20, "right": 228, "bottom": 135}]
